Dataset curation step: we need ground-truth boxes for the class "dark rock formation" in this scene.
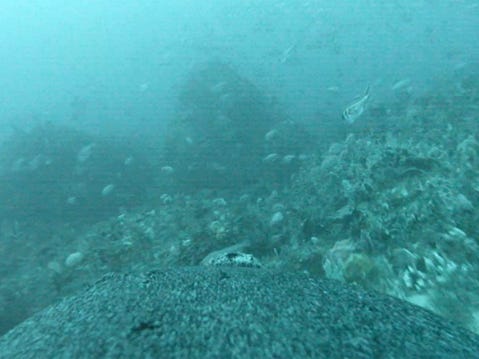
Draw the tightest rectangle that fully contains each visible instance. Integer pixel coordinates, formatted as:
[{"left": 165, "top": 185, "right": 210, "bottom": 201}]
[{"left": 1, "top": 266, "right": 478, "bottom": 358}]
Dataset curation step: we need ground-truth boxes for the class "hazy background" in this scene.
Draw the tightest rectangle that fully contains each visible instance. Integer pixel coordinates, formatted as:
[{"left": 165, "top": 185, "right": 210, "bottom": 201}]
[
  {"left": 1, "top": 0, "right": 479, "bottom": 339},
  {"left": 0, "top": 0, "right": 477, "bottom": 138}
]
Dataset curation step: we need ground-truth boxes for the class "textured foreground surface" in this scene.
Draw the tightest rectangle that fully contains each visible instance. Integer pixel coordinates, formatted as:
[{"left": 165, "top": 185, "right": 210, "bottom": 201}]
[{"left": 1, "top": 267, "right": 479, "bottom": 358}]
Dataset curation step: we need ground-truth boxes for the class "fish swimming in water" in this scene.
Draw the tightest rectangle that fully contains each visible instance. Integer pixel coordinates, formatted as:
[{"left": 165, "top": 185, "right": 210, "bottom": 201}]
[
  {"left": 391, "top": 78, "right": 411, "bottom": 91},
  {"left": 342, "top": 86, "right": 370, "bottom": 124}
]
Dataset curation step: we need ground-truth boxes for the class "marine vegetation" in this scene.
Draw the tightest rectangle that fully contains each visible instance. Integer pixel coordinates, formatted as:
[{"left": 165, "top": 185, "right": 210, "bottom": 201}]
[{"left": 0, "top": 65, "right": 479, "bottom": 336}]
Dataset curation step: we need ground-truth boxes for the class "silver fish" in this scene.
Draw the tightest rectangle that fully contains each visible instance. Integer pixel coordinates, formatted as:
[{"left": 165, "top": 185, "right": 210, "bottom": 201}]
[
  {"left": 391, "top": 78, "right": 411, "bottom": 91},
  {"left": 279, "top": 43, "right": 297, "bottom": 64},
  {"left": 342, "top": 86, "right": 370, "bottom": 124}
]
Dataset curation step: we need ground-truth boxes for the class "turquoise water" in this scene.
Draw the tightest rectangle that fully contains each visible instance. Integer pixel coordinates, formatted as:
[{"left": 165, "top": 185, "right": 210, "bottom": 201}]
[{"left": 0, "top": 0, "right": 478, "bottom": 344}]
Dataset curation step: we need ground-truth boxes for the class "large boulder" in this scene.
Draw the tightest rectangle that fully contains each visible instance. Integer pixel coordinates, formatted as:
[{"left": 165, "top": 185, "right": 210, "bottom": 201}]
[
  {"left": 161, "top": 62, "right": 312, "bottom": 192},
  {"left": 1, "top": 266, "right": 478, "bottom": 358}
]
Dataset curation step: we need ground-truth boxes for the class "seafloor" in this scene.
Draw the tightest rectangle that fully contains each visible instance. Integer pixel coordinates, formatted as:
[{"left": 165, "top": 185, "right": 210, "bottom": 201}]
[{"left": 1, "top": 62, "right": 478, "bottom": 336}]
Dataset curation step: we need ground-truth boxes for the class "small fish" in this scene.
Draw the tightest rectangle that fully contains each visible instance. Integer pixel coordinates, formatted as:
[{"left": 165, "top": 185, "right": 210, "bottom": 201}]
[
  {"left": 263, "top": 153, "right": 279, "bottom": 163},
  {"left": 282, "top": 154, "right": 295, "bottom": 164},
  {"left": 279, "top": 44, "right": 297, "bottom": 64},
  {"left": 138, "top": 82, "right": 149, "bottom": 92},
  {"left": 342, "top": 86, "right": 370, "bottom": 124},
  {"left": 210, "top": 81, "right": 227, "bottom": 94},
  {"left": 326, "top": 86, "right": 340, "bottom": 93},
  {"left": 124, "top": 156, "right": 134, "bottom": 166},
  {"left": 161, "top": 166, "right": 175, "bottom": 175},
  {"left": 77, "top": 143, "right": 95, "bottom": 163},
  {"left": 453, "top": 61, "right": 467, "bottom": 71},
  {"left": 101, "top": 184, "right": 115, "bottom": 196},
  {"left": 264, "top": 129, "right": 278, "bottom": 141},
  {"left": 65, "top": 251, "right": 84, "bottom": 268},
  {"left": 391, "top": 78, "right": 411, "bottom": 91}
]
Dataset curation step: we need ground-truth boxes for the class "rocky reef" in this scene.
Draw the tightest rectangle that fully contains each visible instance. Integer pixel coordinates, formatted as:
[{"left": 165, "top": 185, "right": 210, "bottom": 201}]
[{"left": 1, "top": 64, "right": 479, "bottom": 337}]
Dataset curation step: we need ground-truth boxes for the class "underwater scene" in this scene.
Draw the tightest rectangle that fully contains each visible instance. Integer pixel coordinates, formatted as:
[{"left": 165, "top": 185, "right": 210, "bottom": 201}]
[{"left": 1, "top": 1, "right": 479, "bottom": 357}]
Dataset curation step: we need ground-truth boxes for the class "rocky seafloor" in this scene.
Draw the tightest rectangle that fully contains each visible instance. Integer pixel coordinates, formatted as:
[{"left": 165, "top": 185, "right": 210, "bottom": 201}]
[{"left": 1, "top": 62, "right": 478, "bottom": 338}]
